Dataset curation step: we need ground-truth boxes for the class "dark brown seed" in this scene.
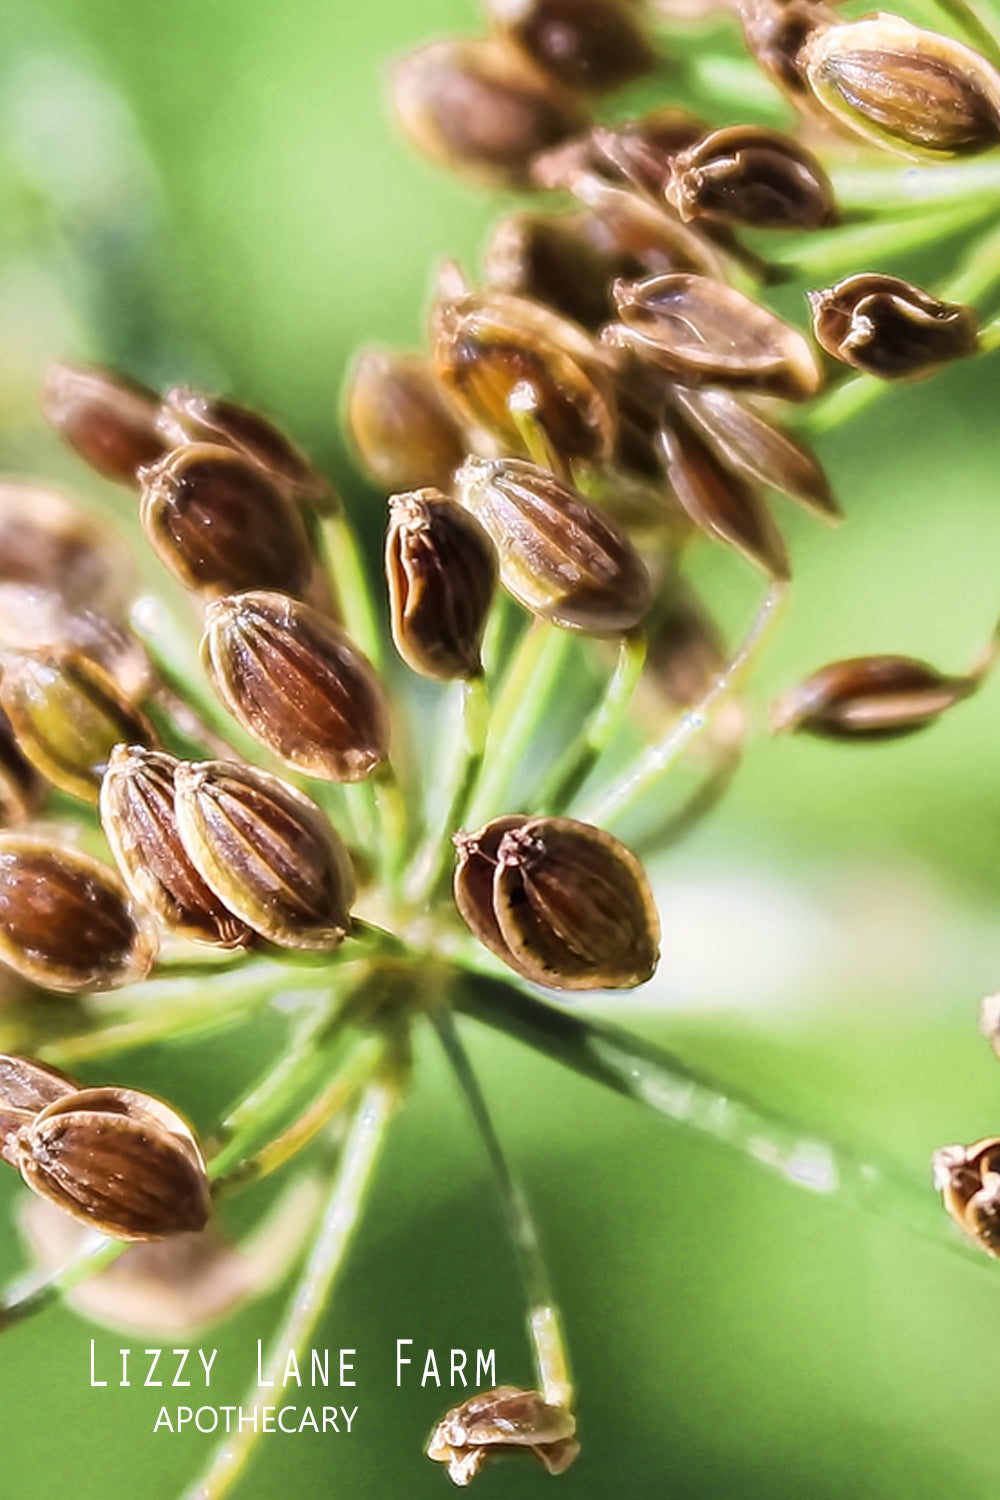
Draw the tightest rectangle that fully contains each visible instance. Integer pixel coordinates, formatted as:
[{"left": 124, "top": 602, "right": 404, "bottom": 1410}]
[
  {"left": 173, "top": 760, "right": 355, "bottom": 950},
  {"left": 483, "top": 211, "right": 621, "bottom": 331},
  {"left": 15, "top": 1086, "right": 210, "bottom": 1241},
  {"left": 201, "top": 592, "right": 390, "bottom": 781},
  {"left": 803, "top": 15, "right": 1000, "bottom": 155},
  {"left": 391, "top": 38, "right": 588, "bottom": 190},
  {"left": 139, "top": 443, "right": 314, "bottom": 599},
  {"left": 934, "top": 1138, "right": 1000, "bottom": 1256},
  {"left": 427, "top": 1386, "right": 579, "bottom": 1485},
  {"left": 386, "top": 490, "right": 498, "bottom": 680},
  {"left": 567, "top": 176, "right": 727, "bottom": 281},
  {"left": 456, "top": 456, "right": 651, "bottom": 634},
  {"left": 41, "top": 362, "right": 168, "bottom": 487},
  {"left": 0, "top": 1054, "right": 77, "bottom": 1167},
  {"left": 607, "top": 274, "right": 822, "bottom": 400},
  {"left": 808, "top": 273, "right": 978, "bottom": 379},
  {"left": 0, "top": 835, "right": 158, "bottom": 993},
  {"left": 157, "top": 386, "right": 333, "bottom": 509},
  {"left": 770, "top": 654, "right": 976, "bottom": 740},
  {"left": 0, "top": 706, "right": 45, "bottom": 827},
  {"left": 100, "top": 745, "right": 254, "bottom": 948},
  {"left": 344, "top": 350, "right": 466, "bottom": 493},
  {"left": 667, "top": 126, "right": 836, "bottom": 231},
  {"left": 658, "top": 419, "right": 790, "bottom": 580},
  {"left": 737, "top": 0, "right": 836, "bottom": 101},
  {"left": 487, "top": 0, "right": 655, "bottom": 95},
  {"left": 533, "top": 108, "right": 708, "bottom": 196},
  {"left": 0, "top": 482, "right": 133, "bottom": 619}
]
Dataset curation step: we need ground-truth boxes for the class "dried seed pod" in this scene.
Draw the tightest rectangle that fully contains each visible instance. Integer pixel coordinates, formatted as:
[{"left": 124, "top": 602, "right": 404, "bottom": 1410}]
[
  {"left": 666, "top": 126, "right": 836, "bottom": 231},
  {"left": 0, "top": 482, "right": 133, "bottom": 620},
  {"left": 668, "top": 385, "right": 838, "bottom": 520},
  {"left": 456, "top": 456, "right": 651, "bottom": 634},
  {"left": 345, "top": 350, "right": 467, "bottom": 493},
  {"left": 391, "top": 38, "right": 588, "bottom": 190},
  {"left": 0, "top": 835, "right": 158, "bottom": 993},
  {"left": 139, "top": 443, "right": 314, "bottom": 600},
  {"left": 607, "top": 274, "right": 822, "bottom": 400},
  {"left": 658, "top": 419, "right": 790, "bottom": 579},
  {"left": 0, "top": 1054, "right": 77, "bottom": 1166},
  {"left": 533, "top": 108, "right": 708, "bottom": 196},
  {"left": 432, "top": 285, "right": 617, "bottom": 466},
  {"left": 41, "top": 362, "right": 168, "bottom": 487},
  {"left": 483, "top": 211, "right": 621, "bottom": 331},
  {"left": 0, "top": 706, "right": 45, "bottom": 826},
  {"left": 157, "top": 386, "right": 333, "bottom": 509},
  {"left": 386, "top": 490, "right": 498, "bottom": 680},
  {"left": 100, "top": 746, "right": 254, "bottom": 948},
  {"left": 14, "top": 1086, "right": 210, "bottom": 1241},
  {"left": 0, "top": 648, "right": 156, "bottom": 803},
  {"left": 201, "top": 592, "right": 390, "bottom": 781},
  {"left": 454, "top": 814, "right": 660, "bottom": 990},
  {"left": 934, "top": 1138, "right": 1000, "bottom": 1256},
  {"left": 803, "top": 15, "right": 1000, "bottom": 156},
  {"left": 427, "top": 1386, "right": 579, "bottom": 1485},
  {"left": 737, "top": 0, "right": 837, "bottom": 101},
  {"left": 487, "top": 0, "right": 655, "bottom": 95},
  {"left": 568, "top": 175, "right": 727, "bottom": 282},
  {"left": 173, "top": 760, "right": 355, "bottom": 950},
  {"left": 770, "top": 654, "right": 977, "bottom": 740},
  {"left": 808, "top": 273, "right": 978, "bottom": 380}
]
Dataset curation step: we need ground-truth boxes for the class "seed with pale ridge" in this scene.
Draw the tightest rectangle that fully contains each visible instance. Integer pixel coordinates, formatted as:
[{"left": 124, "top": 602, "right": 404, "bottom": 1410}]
[
  {"left": 770, "top": 654, "right": 978, "bottom": 740},
  {"left": 808, "top": 273, "right": 978, "bottom": 379}
]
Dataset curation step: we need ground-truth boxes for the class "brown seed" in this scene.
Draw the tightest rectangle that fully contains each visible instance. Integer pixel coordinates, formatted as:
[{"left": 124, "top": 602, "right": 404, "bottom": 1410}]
[
  {"left": 770, "top": 654, "right": 976, "bottom": 740},
  {"left": 454, "top": 814, "right": 660, "bottom": 990},
  {"left": 934, "top": 1138, "right": 1000, "bottom": 1256},
  {"left": 607, "top": 274, "right": 822, "bottom": 400},
  {"left": 432, "top": 285, "right": 617, "bottom": 467},
  {"left": 0, "top": 835, "right": 158, "bottom": 993},
  {"left": 427, "top": 1386, "right": 579, "bottom": 1485},
  {"left": 386, "top": 490, "right": 498, "bottom": 680},
  {"left": 483, "top": 211, "right": 621, "bottom": 332},
  {"left": 201, "top": 592, "right": 390, "bottom": 781},
  {"left": 666, "top": 126, "right": 836, "bottom": 231},
  {"left": 139, "top": 443, "right": 314, "bottom": 600},
  {"left": 567, "top": 175, "right": 727, "bottom": 282},
  {"left": 808, "top": 273, "right": 978, "bottom": 380},
  {"left": 456, "top": 456, "right": 651, "bottom": 634},
  {"left": 533, "top": 108, "right": 708, "bottom": 197},
  {"left": 803, "top": 15, "right": 1000, "bottom": 156},
  {"left": 100, "top": 745, "right": 254, "bottom": 948},
  {"left": 15, "top": 1086, "right": 210, "bottom": 1241},
  {"left": 737, "top": 0, "right": 837, "bottom": 101},
  {"left": 0, "top": 1054, "right": 78, "bottom": 1167},
  {"left": 41, "top": 362, "right": 168, "bottom": 487},
  {"left": 173, "top": 760, "right": 355, "bottom": 950},
  {"left": 0, "top": 481, "right": 133, "bottom": 621},
  {"left": 391, "top": 37, "right": 588, "bottom": 190},
  {"left": 0, "top": 706, "right": 45, "bottom": 827},
  {"left": 487, "top": 0, "right": 656, "bottom": 95},
  {"left": 345, "top": 350, "right": 466, "bottom": 493}
]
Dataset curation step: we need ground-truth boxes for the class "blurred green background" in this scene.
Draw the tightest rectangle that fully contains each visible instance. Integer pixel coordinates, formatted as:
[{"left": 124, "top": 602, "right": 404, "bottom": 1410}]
[{"left": 3, "top": 0, "right": 1000, "bottom": 1495}]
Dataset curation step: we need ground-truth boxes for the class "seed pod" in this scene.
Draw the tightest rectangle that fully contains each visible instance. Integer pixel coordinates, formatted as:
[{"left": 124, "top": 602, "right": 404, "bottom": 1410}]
[
  {"left": 770, "top": 654, "right": 977, "bottom": 740},
  {"left": 456, "top": 456, "right": 651, "bottom": 634},
  {"left": 173, "top": 760, "right": 355, "bottom": 950},
  {"left": 667, "top": 385, "right": 838, "bottom": 520},
  {"left": 737, "top": 0, "right": 837, "bottom": 101},
  {"left": 41, "top": 362, "right": 168, "bottom": 487},
  {"left": 14, "top": 1086, "right": 210, "bottom": 1241},
  {"left": 567, "top": 176, "right": 727, "bottom": 282},
  {"left": 139, "top": 443, "right": 314, "bottom": 600},
  {"left": 803, "top": 15, "right": 1000, "bottom": 156},
  {"left": 0, "top": 482, "right": 133, "bottom": 620},
  {"left": 454, "top": 814, "right": 660, "bottom": 990},
  {"left": 201, "top": 592, "right": 390, "bottom": 781},
  {"left": 483, "top": 211, "right": 621, "bottom": 331},
  {"left": 0, "top": 706, "right": 45, "bottom": 826},
  {"left": 0, "top": 1054, "right": 77, "bottom": 1167},
  {"left": 658, "top": 419, "right": 790, "bottom": 579},
  {"left": 345, "top": 350, "right": 466, "bottom": 493},
  {"left": 427, "top": 1387, "right": 579, "bottom": 1485},
  {"left": 100, "top": 746, "right": 254, "bottom": 948},
  {"left": 0, "top": 835, "right": 158, "bottom": 993},
  {"left": 0, "top": 648, "right": 156, "bottom": 803},
  {"left": 386, "top": 490, "right": 498, "bottom": 680},
  {"left": 934, "top": 1138, "right": 1000, "bottom": 1256},
  {"left": 487, "top": 0, "right": 655, "bottom": 95},
  {"left": 607, "top": 274, "right": 822, "bottom": 401},
  {"left": 391, "top": 38, "right": 588, "bottom": 191},
  {"left": 666, "top": 126, "right": 836, "bottom": 231},
  {"left": 808, "top": 273, "right": 978, "bottom": 380},
  {"left": 533, "top": 108, "right": 708, "bottom": 196},
  {"left": 432, "top": 285, "right": 617, "bottom": 466},
  {"left": 157, "top": 386, "right": 333, "bottom": 509}
]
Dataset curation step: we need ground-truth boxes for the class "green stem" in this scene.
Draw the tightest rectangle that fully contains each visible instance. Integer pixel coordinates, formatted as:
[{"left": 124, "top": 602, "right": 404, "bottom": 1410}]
[
  {"left": 319, "top": 511, "right": 384, "bottom": 671},
  {"left": 777, "top": 197, "right": 995, "bottom": 281},
  {"left": 0, "top": 1233, "right": 126, "bottom": 1332},
  {"left": 432, "top": 1008, "right": 572, "bottom": 1408},
  {"left": 371, "top": 761, "right": 411, "bottom": 901},
  {"left": 407, "top": 675, "right": 491, "bottom": 907},
  {"left": 928, "top": 0, "right": 1000, "bottom": 67},
  {"left": 827, "top": 158, "right": 1000, "bottom": 211},
  {"left": 538, "top": 632, "right": 647, "bottom": 816},
  {"left": 181, "top": 1078, "right": 399, "bottom": 1500}
]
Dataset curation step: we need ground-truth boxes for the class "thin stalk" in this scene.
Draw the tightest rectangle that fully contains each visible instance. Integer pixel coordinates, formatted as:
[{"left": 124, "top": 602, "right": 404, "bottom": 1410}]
[
  {"left": 536, "top": 632, "right": 647, "bottom": 816},
  {"left": 181, "top": 1077, "right": 399, "bottom": 1500},
  {"left": 928, "top": 0, "right": 1000, "bottom": 66},
  {"left": 777, "top": 196, "right": 995, "bottom": 280},
  {"left": 0, "top": 1233, "right": 126, "bottom": 1332},
  {"left": 407, "top": 675, "right": 491, "bottom": 906},
  {"left": 432, "top": 1008, "right": 572, "bottom": 1408},
  {"left": 630, "top": 746, "right": 743, "bottom": 859},
  {"left": 827, "top": 158, "right": 1000, "bottom": 211},
  {"left": 372, "top": 760, "right": 411, "bottom": 900},
  {"left": 318, "top": 511, "right": 384, "bottom": 671},
  {"left": 458, "top": 973, "right": 984, "bottom": 1266},
  {"left": 580, "top": 583, "right": 787, "bottom": 830}
]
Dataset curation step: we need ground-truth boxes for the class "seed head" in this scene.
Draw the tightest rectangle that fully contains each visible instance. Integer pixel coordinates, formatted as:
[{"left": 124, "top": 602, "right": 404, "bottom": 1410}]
[{"left": 808, "top": 273, "right": 978, "bottom": 380}]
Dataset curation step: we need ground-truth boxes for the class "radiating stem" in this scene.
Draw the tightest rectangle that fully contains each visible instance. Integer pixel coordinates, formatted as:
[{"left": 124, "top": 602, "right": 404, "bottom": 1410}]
[
  {"left": 538, "top": 632, "right": 647, "bottom": 816},
  {"left": 827, "top": 158, "right": 1000, "bottom": 210},
  {"left": 181, "top": 1077, "right": 399, "bottom": 1500},
  {"left": 0, "top": 1233, "right": 126, "bottom": 1332},
  {"left": 580, "top": 584, "right": 787, "bottom": 830},
  {"left": 432, "top": 1008, "right": 572, "bottom": 1408},
  {"left": 372, "top": 760, "right": 411, "bottom": 900},
  {"left": 318, "top": 511, "right": 384, "bottom": 671},
  {"left": 778, "top": 197, "right": 994, "bottom": 280},
  {"left": 407, "top": 675, "right": 491, "bottom": 906},
  {"left": 929, "top": 0, "right": 1000, "bottom": 66}
]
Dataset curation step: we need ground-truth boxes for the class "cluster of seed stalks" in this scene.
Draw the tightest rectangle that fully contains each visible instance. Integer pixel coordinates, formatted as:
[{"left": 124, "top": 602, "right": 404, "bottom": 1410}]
[{"left": 3, "top": 0, "right": 1000, "bottom": 1491}]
